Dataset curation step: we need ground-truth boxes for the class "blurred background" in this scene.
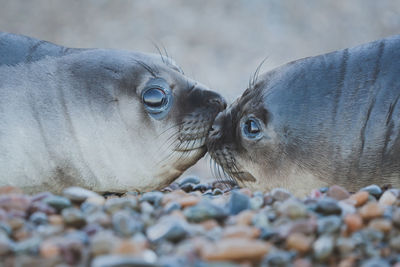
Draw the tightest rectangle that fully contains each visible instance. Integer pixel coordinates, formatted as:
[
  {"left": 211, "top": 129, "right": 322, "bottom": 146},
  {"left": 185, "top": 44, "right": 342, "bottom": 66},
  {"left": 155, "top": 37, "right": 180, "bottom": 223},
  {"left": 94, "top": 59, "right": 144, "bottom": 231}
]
[{"left": 1, "top": 0, "right": 400, "bottom": 181}]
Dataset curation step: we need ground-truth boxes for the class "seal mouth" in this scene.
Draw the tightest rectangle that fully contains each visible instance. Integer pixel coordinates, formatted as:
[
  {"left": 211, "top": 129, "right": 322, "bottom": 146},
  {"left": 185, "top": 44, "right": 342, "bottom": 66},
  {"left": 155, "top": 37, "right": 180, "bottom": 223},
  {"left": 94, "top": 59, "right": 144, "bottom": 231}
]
[{"left": 207, "top": 146, "right": 257, "bottom": 187}]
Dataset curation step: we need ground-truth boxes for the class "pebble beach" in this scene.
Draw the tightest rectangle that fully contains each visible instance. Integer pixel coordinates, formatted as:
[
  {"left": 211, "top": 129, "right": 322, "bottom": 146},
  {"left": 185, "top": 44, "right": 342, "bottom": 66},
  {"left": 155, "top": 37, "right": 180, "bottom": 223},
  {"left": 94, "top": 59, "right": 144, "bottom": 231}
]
[{"left": 0, "top": 177, "right": 399, "bottom": 267}]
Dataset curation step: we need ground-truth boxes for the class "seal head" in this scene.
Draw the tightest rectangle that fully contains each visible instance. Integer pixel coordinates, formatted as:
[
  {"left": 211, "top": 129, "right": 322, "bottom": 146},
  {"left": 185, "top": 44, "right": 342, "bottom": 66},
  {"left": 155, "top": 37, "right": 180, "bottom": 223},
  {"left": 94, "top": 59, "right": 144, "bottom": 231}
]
[
  {"left": 207, "top": 35, "right": 400, "bottom": 195},
  {"left": 0, "top": 38, "right": 226, "bottom": 193}
]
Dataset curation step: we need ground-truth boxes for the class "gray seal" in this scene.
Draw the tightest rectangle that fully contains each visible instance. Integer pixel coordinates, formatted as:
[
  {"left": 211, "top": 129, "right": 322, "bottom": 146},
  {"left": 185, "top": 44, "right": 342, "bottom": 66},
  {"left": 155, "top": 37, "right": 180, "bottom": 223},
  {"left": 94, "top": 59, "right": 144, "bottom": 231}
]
[
  {"left": 0, "top": 32, "right": 226, "bottom": 193},
  {"left": 207, "top": 35, "right": 400, "bottom": 195}
]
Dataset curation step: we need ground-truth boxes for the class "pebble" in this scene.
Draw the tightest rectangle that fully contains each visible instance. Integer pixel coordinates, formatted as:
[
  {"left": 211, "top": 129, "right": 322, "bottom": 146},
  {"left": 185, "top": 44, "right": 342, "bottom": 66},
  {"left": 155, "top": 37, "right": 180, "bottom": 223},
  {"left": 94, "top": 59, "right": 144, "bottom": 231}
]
[
  {"left": 62, "top": 186, "right": 101, "bottom": 203},
  {"left": 91, "top": 255, "right": 159, "bottom": 267},
  {"left": 104, "top": 197, "right": 139, "bottom": 214},
  {"left": 184, "top": 200, "right": 228, "bottom": 222},
  {"left": 180, "top": 183, "right": 195, "bottom": 193},
  {"left": 361, "top": 184, "right": 382, "bottom": 198},
  {"left": 393, "top": 208, "right": 400, "bottom": 227},
  {"left": 39, "top": 240, "right": 60, "bottom": 259},
  {"left": 141, "top": 192, "right": 164, "bottom": 207},
  {"left": 112, "top": 210, "right": 141, "bottom": 237},
  {"left": 13, "top": 236, "right": 41, "bottom": 254},
  {"left": 315, "top": 198, "right": 342, "bottom": 215},
  {"left": 1, "top": 182, "right": 400, "bottom": 266},
  {"left": 278, "top": 198, "right": 308, "bottom": 219},
  {"left": 201, "top": 238, "right": 271, "bottom": 261},
  {"left": 90, "top": 231, "right": 116, "bottom": 256},
  {"left": 317, "top": 215, "right": 341, "bottom": 234},
  {"left": 62, "top": 207, "right": 86, "bottom": 228},
  {"left": 29, "top": 212, "right": 48, "bottom": 225},
  {"left": 327, "top": 185, "right": 350, "bottom": 200},
  {"left": 222, "top": 225, "right": 260, "bottom": 239},
  {"left": 286, "top": 232, "right": 313, "bottom": 253},
  {"left": 361, "top": 258, "right": 390, "bottom": 267},
  {"left": 0, "top": 194, "right": 31, "bottom": 211},
  {"left": 344, "top": 213, "right": 363, "bottom": 233},
  {"left": 271, "top": 188, "right": 292, "bottom": 202},
  {"left": 368, "top": 218, "right": 392, "bottom": 233},
  {"left": 379, "top": 190, "right": 397, "bottom": 206},
  {"left": 390, "top": 235, "right": 400, "bottom": 251},
  {"left": 228, "top": 190, "right": 250, "bottom": 215},
  {"left": 359, "top": 202, "right": 384, "bottom": 220},
  {"left": 348, "top": 191, "right": 369, "bottom": 207},
  {"left": 146, "top": 217, "right": 188, "bottom": 243},
  {"left": 313, "top": 235, "right": 334, "bottom": 261},
  {"left": 0, "top": 233, "right": 11, "bottom": 255},
  {"left": 176, "top": 195, "right": 200, "bottom": 208},
  {"left": 43, "top": 196, "right": 71, "bottom": 211},
  {"left": 336, "top": 237, "right": 356, "bottom": 256},
  {"left": 262, "top": 250, "right": 293, "bottom": 266},
  {"left": 178, "top": 176, "right": 200, "bottom": 186}
]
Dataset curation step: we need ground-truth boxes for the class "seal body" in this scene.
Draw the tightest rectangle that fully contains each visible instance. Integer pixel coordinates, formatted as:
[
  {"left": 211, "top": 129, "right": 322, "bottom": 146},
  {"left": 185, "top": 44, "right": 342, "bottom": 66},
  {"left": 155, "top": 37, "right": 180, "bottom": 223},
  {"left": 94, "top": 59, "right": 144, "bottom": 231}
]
[
  {"left": 207, "top": 35, "right": 400, "bottom": 195},
  {"left": 0, "top": 33, "right": 226, "bottom": 193}
]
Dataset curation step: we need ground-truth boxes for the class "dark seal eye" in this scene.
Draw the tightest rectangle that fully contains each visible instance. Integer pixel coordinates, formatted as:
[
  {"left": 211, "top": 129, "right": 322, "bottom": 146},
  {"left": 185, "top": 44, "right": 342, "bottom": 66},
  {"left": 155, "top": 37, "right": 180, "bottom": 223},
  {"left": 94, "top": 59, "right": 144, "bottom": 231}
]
[
  {"left": 142, "top": 78, "right": 173, "bottom": 120},
  {"left": 241, "top": 117, "right": 263, "bottom": 139},
  {"left": 143, "top": 88, "right": 167, "bottom": 108}
]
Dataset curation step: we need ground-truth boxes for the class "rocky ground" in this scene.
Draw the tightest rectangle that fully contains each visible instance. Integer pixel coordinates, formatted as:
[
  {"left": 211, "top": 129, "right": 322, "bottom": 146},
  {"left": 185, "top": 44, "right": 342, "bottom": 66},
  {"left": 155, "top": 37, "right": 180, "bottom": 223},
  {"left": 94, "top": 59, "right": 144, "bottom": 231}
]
[{"left": 0, "top": 178, "right": 399, "bottom": 267}]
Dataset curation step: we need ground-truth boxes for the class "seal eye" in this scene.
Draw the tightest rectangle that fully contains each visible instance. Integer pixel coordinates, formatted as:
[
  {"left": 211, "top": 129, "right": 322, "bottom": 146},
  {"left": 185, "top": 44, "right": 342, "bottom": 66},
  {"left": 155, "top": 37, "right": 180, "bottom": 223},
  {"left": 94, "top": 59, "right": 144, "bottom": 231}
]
[
  {"left": 242, "top": 117, "right": 263, "bottom": 139},
  {"left": 141, "top": 78, "right": 173, "bottom": 120},
  {"left": 143, "top": 88, "right": 167, "bottom": 108}
]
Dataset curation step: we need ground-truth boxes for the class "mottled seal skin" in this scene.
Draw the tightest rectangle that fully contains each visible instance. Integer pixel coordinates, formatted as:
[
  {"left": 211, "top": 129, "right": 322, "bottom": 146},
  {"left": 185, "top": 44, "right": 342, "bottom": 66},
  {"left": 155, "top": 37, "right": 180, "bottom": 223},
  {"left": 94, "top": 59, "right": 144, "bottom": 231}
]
[
  {"left": 0, "top": 32, "right": 226, "bottom": 193},
  {"left": 207, "top": 35, "right": 400, "bottom": 195}
]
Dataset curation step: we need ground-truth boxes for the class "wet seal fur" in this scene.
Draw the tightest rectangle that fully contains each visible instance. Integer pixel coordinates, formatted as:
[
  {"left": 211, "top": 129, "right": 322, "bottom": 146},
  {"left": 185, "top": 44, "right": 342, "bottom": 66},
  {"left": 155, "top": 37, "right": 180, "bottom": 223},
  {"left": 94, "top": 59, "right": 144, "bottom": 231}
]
[
  {"left": 207, "top": 35, "right": 400, "bottom": 195},
  {"left": 0, "top": 32, "right": 226, "bottom": 193}
]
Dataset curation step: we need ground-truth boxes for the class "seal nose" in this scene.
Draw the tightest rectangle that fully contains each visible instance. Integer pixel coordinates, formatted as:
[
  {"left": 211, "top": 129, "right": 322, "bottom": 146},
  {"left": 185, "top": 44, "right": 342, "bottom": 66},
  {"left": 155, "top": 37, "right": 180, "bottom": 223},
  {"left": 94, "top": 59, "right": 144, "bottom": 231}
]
[{"left": 207, "top": 92, "right": 227, "bottom": 112}]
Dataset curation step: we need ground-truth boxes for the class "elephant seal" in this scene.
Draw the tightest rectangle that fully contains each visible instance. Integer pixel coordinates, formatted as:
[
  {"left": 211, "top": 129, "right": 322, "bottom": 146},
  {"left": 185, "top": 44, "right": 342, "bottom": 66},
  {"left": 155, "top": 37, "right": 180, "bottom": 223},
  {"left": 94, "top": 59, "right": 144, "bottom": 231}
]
[
  {"left": 0, "top": 32, "right": 226, "bottom": 193},
  {"left": 207, "top": 35, "right": 400, "bottom": 195}
]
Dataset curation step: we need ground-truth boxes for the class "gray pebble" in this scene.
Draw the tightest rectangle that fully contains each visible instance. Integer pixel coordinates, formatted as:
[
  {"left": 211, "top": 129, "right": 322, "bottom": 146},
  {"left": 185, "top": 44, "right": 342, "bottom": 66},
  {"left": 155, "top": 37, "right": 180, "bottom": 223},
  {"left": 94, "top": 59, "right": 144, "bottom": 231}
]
[
  {"left": 13, "top": 236, "right": 41, "bottom": 254},
  {"left": 178, "top": 176, "right": 200, "bottom": 186},
  {"left": 193, "top": 183, "right": 210, "bottom": 192},
  {"left": 43, "top": 195, "right": 72, "bottom": 210},
  {"left": 358, "top": 228, "right": 384, "bottom": 243},
  {"left": 336, "top": 237, "right": 355, "bottom": 256},
  {"left": 184, "top": 200, "right": 227, "bottom": 222},
  {"left": 164, "top": 202, "right": 181, "bottom": 214},
  {"left": 361, "top": 184, "right": 382, "bottom": 198},
  {"left": 80, "top": 201, "right": 102, "bottom": 214},
  {"left": 104, "top": 197, "right": 139, "bottom": 213},
  {"left": 389, "top": 235, "right": 400, "bottom": 251},
  {"left": 249, "top": 195, "right": 264, "bottom": 210},
  {"left": 29, "top": 211, "right": 48, "bottom": 225},
  {"left": 147, "top": 218, "right": 188, "bottom": 243},
  {"left": 361, "top": 258, "right": 390, "bottom": 267},
  {"left": 0, "top": 232, "right": 11, "bottom": 256},
  {"left": 62, "top": 186, "right": 101, "bottom": 202},
  {"left": 180, "top": 183, "right": 195, "bottom": 193},
  {"left": 91, "top": 255, "right": 160, "bottom": 267},
  {"left": 90, "top": 231, "right": 116, "bottom": 256},
  {"left": 317, "top": 215, "right": 341, "bottom": 234},
  {"left": 252, "top": 212, "right": 270, "bottom": 229},
  {"left": 262, "top": 250, "right": 293, "bottom": 267},
  {"left": 278, "top": 198, "right": 308, "bottom": 219},
  {"left": 271, "top": 188, "right": 292, "bottom": 202},
  {"left": 62, "top": 207, "right": 86, "bottom": 228},
  {"left": 392, "top": 208, "right": 400, "bottom": 227},
  {"left": 315, "top": 198, "right": 342, "bottom": 215},
  {"left": 141, "top": 192, "right": 164, "bottom": 207},
  {"left": 313, "top": 235, "right": 334, "bottom": 261},
  {"left": 112, "top": 210, "right": 141, "bottom": 237},
  {"left": 228, "top": 190, "right": 250, "bottom": 215}
]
